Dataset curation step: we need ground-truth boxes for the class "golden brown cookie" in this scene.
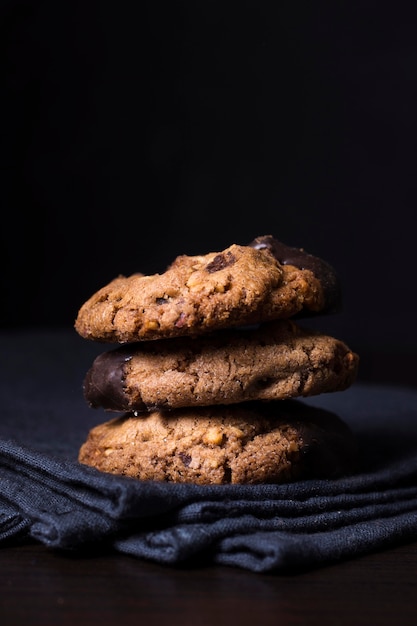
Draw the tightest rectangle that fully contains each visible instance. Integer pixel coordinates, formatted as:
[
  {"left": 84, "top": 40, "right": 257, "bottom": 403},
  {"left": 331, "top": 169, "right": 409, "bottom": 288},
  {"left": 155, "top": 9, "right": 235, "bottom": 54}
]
[
  {"left": 74, "top": 236, "right": 341, "bottom": 343},
  {"left": 82, "top": 320, "right": 359, "bottom": 412},
  {"left": 78, "top": 401, "right": 358, "bottom": 485}
]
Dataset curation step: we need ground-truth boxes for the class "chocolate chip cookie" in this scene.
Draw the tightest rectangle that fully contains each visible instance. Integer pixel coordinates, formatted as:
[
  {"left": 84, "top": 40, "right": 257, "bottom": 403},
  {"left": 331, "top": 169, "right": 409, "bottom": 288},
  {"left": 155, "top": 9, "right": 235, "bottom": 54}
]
[
  {"left": 78, "top": 400, "right": 358, "bottom": 485},
  {"left": 74, "top": 236, "right": 341, "bottom": 343},
  {"left": 83, "top": 320, "right": 359, "bottom": 412}
]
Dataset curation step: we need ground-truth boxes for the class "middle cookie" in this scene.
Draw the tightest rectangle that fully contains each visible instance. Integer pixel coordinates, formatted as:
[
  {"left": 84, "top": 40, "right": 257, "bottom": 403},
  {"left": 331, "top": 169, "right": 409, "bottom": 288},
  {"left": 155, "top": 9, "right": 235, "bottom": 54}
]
[{"left": 83, "top": 320, "right": 359, "bottom": 412}]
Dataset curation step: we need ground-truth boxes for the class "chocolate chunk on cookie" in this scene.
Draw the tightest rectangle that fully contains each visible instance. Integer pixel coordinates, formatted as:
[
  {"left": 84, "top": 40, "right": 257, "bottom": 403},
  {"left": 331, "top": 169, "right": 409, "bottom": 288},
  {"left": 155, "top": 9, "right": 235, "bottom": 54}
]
[
  {"left": 74, "top": 238, "right": 339, "bottom": 343},
  {"left": 83, "top": 320, "right": 359, "bottom": 412},
  {"left": 78, "top": 401, "right": 358, "bottom": 484},
  {"left": 249, "top": 235, "right": 341, "bottom": 315}
]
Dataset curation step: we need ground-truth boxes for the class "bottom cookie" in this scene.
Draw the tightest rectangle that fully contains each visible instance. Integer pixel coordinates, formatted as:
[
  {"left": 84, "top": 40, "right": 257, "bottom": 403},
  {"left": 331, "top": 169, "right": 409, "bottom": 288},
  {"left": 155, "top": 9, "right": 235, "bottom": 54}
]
[{"left": 78, "top": 401, "right": 358, "bottom": 485}]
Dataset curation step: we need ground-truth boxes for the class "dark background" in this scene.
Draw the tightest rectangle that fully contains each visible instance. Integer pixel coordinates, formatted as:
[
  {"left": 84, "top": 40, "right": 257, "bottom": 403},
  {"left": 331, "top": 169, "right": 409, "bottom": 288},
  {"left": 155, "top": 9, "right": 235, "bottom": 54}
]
[{"left": 1, "top": 2, "right": 416, "bottom": 384}]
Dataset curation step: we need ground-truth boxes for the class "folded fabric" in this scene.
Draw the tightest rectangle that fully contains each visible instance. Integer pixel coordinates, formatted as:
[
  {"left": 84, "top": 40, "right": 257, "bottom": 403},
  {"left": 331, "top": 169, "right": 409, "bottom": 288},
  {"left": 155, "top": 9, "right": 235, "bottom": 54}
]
[{"left": 2, "top": 439, "right": 417, "bottom": 572}]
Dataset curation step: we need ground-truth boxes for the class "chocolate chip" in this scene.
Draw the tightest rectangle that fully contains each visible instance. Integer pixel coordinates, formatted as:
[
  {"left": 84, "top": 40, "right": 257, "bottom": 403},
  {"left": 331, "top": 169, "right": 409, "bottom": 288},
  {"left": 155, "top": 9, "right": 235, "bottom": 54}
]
[
  {"left": 178, "top": 452, "right": 192, "bottom": 466},
  {"left": 206, "top": 251, "right": 236, "bottom": 273}
]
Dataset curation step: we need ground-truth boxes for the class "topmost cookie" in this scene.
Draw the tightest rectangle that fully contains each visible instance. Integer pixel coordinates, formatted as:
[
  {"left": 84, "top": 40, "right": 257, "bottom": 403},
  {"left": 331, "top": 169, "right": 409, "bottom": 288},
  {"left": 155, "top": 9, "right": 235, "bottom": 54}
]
[{"left": 74, "top": 236, "right": 341, "bottom": 343}]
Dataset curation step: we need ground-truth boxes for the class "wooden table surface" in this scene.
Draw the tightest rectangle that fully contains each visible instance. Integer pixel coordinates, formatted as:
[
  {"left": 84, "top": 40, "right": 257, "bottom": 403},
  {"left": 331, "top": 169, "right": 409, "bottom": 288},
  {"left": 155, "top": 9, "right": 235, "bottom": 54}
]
[{"left": 2, "top": 538, "right": 417, "bottom": 626}]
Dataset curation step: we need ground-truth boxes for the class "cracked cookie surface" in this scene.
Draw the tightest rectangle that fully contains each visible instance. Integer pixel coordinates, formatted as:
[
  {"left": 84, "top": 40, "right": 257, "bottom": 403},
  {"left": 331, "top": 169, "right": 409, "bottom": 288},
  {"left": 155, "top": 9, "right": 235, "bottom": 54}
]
[
  {"left": 83, "top": 320, "right": 359, "bottom": 412},
  {"left": 74, "top": 237, "right": 341, "bottom": 343},
  {"left": 78, "top": 400, "right": 358, "bottom": 485}
]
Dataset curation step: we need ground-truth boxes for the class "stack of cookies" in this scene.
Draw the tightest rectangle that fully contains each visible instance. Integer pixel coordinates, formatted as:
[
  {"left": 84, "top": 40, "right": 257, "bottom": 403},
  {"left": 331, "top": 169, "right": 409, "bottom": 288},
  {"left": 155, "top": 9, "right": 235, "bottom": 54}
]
[{"left": 75, "top": 235, "right": 359, "bottom": 485}]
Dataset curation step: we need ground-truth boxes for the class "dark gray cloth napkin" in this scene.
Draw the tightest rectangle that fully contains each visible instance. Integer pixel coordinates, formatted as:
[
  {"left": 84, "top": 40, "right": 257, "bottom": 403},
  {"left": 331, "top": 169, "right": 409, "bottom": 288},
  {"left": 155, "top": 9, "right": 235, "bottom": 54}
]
[
  {"left": 2, "top": 440, "right": 417, "bottom": 572},
  {"left": 1, "top": 330, "right": 417, "bottom": 572}
]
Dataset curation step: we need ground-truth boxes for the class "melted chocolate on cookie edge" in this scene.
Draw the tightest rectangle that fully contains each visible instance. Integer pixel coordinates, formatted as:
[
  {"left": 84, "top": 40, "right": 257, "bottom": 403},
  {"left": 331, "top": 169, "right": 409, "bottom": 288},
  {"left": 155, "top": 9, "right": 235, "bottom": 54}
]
[
  {"left": 249, "top": 235, "right": 342, "bottom": 314},
  {"left": 83, "top": 349, "right": 135, "bottom": 411}
]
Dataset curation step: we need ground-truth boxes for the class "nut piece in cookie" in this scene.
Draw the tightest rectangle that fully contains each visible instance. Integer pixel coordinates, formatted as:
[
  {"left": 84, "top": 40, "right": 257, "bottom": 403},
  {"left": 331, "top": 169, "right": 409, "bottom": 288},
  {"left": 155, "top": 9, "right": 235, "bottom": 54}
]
[{"left": 78, "top": 401, "right": 358, "bottom": 485}]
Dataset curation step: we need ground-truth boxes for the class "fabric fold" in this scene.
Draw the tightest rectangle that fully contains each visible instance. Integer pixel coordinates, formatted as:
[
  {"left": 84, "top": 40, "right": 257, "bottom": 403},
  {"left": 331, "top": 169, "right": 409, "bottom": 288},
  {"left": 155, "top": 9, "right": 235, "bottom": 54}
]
[{"left": 2, "top": 438, "right": 417, "bottom": 572}]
